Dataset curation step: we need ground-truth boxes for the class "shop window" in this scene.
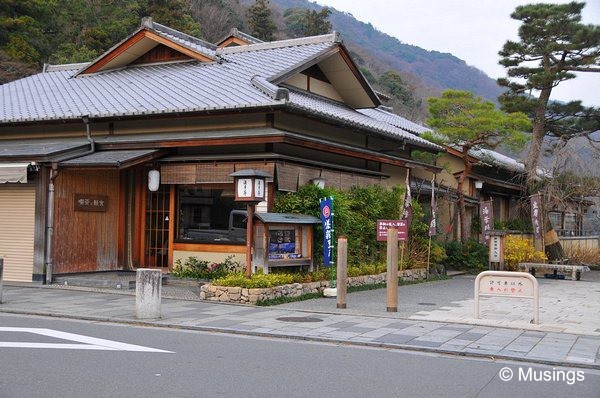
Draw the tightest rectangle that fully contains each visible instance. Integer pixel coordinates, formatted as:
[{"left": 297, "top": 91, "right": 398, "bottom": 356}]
[{"left": 177, "top": 186, "right": 246, "bottom": 244}]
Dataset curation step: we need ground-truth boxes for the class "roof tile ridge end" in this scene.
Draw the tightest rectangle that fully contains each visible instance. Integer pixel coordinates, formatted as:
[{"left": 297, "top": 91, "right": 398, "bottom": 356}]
[
  {"left": 149, "top": 20, "right": 217, "bottom": 51},
  {"left": 251, "top": 75, "right": 289, "bottom": 101},
  {"left": 219, "top": 32, "right": 339, "bottom": 55}
]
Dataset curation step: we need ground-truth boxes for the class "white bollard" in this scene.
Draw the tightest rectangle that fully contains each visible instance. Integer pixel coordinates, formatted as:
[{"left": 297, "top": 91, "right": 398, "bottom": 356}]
[{"left": 135, "top": 269, "right": 162, "bottom": 319}]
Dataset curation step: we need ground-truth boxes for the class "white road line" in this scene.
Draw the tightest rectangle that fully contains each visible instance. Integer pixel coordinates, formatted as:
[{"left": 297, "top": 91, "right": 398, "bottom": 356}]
[{"left": 0, "top": 327, "right": 173, "bottom": 353}]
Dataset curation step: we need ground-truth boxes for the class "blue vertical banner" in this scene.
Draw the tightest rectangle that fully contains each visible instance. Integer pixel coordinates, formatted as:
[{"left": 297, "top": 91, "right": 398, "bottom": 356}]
[{"left": 319, "top": 196, "right": 334, "bottom": 267}]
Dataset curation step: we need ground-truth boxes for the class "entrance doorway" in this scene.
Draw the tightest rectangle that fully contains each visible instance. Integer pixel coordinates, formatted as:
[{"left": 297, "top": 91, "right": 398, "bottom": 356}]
[{"left": 143, "top": 185, "right": 170, "bottom": 268}]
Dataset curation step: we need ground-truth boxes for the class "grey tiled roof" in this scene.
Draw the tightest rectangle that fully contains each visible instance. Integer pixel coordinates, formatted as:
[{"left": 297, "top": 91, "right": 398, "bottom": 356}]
[
  {"left": 1, "top": 41, "right": 334, "bottom": 122},
  {"left": 217, "top": 28, "right": 264, "bottom": 45},
  {"left": 470, "top": 147, "right": 525, "bottom": 172},
  {"left": 357, "top": 107, "right": 431, "bottom": 135},
  {"left": 287, "top": 90, "right": 441, "bottom": 150},
  {"left": 0, "top": 27, "right": 439, "bottom": 151}
]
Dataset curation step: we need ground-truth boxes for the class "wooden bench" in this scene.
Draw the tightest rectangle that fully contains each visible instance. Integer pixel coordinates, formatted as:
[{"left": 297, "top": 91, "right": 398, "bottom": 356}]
[{"left": 518, "top": 262, "right": 591, "bottom": 281}]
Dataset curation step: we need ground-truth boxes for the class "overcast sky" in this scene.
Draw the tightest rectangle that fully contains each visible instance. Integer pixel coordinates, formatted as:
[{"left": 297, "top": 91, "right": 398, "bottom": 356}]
[{"left": 315, "top": 0, "right": 600, "bottom": 106}]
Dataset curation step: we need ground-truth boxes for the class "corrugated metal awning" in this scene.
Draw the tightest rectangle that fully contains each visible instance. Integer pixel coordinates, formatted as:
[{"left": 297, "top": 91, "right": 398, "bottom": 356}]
[
  {"left": 59, "top": 150, "right": 161, "bottom": 168},
  {"left": 0, "top": 163, "right": 29, "bottom": 183},
  {"left": 255, "top": 213, "right": 320, "bottom": 224},
  {"left": 0, "top": 138, "right": 89, "bottom": 162}
]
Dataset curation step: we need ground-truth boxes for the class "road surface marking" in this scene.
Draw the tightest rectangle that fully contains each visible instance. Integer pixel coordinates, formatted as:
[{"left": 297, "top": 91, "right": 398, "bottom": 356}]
[{"left": 0, "top": 327, "right": 173, "bottom": 352}]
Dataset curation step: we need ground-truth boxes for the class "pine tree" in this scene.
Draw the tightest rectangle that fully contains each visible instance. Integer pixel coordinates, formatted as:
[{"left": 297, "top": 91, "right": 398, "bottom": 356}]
[
  {"left": 427, "top": 90, "right": 531, "bottom": 242},
  {"left": 246, "top": 0, "right": 276, "bottom": 41},
  {"left": 498, "top": 2, "right": 600, "bottom": 188}
]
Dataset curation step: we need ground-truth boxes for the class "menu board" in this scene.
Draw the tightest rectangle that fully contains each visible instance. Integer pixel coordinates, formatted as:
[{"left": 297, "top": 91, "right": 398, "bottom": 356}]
[{"left": 268, "top": 229, "right": 299, "bottom": 259}]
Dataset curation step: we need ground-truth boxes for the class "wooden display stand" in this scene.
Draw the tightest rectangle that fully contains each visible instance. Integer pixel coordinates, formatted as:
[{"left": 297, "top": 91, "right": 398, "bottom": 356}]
[{"left": 252, "top": 213, "right": 320, "bottom": 274}]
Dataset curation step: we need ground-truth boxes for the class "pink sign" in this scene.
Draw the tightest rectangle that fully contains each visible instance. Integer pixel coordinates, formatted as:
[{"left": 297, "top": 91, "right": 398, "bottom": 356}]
[{"left": 377, "top": 220, "right": 408, "bottom": 241}]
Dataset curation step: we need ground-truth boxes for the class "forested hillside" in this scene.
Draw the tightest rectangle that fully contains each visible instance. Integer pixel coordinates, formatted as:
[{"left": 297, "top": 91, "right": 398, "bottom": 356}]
[{"left": 1, "top": 0, "right": 502, "bottom": 121}]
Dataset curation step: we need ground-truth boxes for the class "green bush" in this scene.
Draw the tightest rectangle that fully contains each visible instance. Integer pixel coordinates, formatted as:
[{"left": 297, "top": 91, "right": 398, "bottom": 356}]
[
  {"left": 442, "top": 239, "right": 488, "bottom": 273},
  {"left": 172, "top": 255, "right": 242, "bottom": 280},
  {"left": 275, "top": 184, "right": 446, "bottom": 270},
  {"left": 214, "top": 272, "right": 296, "bottom": 288}
]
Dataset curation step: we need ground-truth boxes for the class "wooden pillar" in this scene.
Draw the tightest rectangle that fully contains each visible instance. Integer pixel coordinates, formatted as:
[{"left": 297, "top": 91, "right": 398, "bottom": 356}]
[
  {"left": 336, "top": 236, "right": 347, "bottom": 309},
  {"left": 386, "top": 228, "right": 399, "bottom": 312}
]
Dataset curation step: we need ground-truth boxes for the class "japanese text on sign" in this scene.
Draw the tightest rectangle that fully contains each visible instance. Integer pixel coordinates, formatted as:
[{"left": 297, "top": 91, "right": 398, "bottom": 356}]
[
  {"left": 478, "top": 274, "right": 534, "bottom": 297},
  {"left": 530, "top": 194, "right": 543, "bottom": 239},
  {"left": 74, "top": 194, "right": 108, "bottom": 212},
  {"left": 377, "top": 220, "right": 408, "bottom": 241},
  {"left": 480, "top": 201, "right": 493, "bottom": 243},
  {"left": 490, "top": 236, "right": 501, "bottom": 262},
  {"left": 320, "top": 197, "right": 334, "bottom": 266}
]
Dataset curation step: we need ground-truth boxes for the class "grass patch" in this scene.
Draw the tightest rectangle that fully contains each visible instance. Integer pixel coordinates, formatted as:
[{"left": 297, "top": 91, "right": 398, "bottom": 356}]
[
  {"left": 255, "top": 274, "right": 450, "bottom": 306},
  {"left": 256, "top": 292, "right": 322, "bottom": 306}
]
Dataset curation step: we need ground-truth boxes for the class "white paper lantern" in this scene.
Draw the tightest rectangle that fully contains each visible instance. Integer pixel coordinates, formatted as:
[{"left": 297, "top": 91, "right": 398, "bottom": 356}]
[{"left": 148, "top": 169, "right": 160, "bottom": 192}]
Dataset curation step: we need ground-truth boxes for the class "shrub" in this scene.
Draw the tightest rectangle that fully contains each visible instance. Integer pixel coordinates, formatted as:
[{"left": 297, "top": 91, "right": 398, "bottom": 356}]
[
  {"left": 503, "top": 235, "right": 546, "bottom": 271},
  {"left": 172, "top": 255, "right": 242, "bottom": 280},
  {"left": 562, "top": 246, "right": 600, "bottom": 266},
  {"left": 275, "top": 184, "right": 446, "bottom": 270},
  {"left": 442, "top": 239, "right": 488, "bottom": 273},
  {"left": 213, "top": 272, "right": 295, "bottom": 288}
]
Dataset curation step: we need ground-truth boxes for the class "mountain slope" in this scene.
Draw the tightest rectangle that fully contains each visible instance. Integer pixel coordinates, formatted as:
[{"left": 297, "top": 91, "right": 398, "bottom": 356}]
[{"left": 269, "top": 0, "right": 503, "bottom": 102}]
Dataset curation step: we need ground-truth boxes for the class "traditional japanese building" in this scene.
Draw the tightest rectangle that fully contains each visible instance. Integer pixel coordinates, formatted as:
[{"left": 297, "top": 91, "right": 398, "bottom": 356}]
[{"left": 0, "top": 19, "right": 441, "bottom": 283}]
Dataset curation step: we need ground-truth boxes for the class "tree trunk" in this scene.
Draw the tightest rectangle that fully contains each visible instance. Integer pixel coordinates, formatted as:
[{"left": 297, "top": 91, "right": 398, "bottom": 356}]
[
  {"left": 457, "top": 149, "right": 473, "bottom": 243},
  {"left": 525, "top": 87, "right": 552, "bottom": 188}
]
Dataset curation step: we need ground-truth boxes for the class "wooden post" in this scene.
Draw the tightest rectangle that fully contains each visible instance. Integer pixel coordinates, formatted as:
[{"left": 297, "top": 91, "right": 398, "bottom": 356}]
[
  {"left": 336, "top": 236, "right": 347, "bottom": 309},
  {"left": 386, "top": 228, "right": 399, "bottom": 312},
  {"left": 426, "top": 235, "right": 432, "bottom": 279},
  {"left": 246, "top": 203, "right": 254, "bottom": 279}
]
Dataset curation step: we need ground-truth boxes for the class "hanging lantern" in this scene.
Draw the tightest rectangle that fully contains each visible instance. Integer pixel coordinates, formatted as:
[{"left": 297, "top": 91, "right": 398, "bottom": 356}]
[{"left": 148, "top": 169, "right": 160, "bottom": 192}]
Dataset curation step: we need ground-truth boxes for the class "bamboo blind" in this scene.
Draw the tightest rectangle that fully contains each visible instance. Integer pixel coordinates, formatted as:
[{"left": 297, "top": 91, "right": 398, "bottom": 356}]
[{"left": 161, "top": 164, "right": 196, "bottom": 184}]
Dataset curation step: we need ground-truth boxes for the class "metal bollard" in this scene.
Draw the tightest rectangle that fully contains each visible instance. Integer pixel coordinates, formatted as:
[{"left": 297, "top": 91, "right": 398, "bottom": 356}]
[
  {"left": 135, "top": 268, "right": 162, "bottom": 319},
  {"left": 0, "top": 257, "right": 4, "bottom": 304}
]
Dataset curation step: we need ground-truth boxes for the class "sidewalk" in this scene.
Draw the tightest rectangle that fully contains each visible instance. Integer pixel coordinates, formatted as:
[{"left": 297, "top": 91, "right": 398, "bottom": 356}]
[{"left": 1, "top": 284, "right": 599, "bottom": 369}]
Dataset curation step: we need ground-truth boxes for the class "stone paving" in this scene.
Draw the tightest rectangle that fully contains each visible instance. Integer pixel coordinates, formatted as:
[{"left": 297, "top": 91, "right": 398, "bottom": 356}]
[
  {"left": 279, "top": 272, "right": 600, "bottom": 336},
  {"left": 408, "top": 272, "right": 600, "bottom": 336},
  {"left": 1, "top": 285, "right": 599, "bottom": 369}
]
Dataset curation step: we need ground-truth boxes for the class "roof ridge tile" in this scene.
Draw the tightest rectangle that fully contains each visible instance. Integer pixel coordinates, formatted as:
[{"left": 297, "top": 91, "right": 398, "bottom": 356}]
[{"left": 218, "top": 32, "right": 340, "bottom": 55}]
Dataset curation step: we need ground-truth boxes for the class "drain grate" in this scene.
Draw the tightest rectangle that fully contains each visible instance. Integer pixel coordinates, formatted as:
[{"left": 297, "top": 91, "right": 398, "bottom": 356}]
[
  {"left": 276, "top": 316, "right": 323, "bottom": 323},
  {"left": 417, "top": 302, "right": 437, "bottom": 306}
]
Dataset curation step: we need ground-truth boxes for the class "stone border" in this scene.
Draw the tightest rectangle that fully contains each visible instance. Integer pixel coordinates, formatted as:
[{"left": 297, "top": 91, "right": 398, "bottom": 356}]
[{"left": 200, "top": 268, "right": 427, "bottom": 304}]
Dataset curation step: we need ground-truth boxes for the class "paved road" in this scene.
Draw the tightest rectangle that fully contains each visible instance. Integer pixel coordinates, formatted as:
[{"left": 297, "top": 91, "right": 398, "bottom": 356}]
[
  {"left": 1, "top": 313, "right": 599, "bottom": 398},
  {"left": 1, "top": 285, "right": 599, "bottom": 369}
]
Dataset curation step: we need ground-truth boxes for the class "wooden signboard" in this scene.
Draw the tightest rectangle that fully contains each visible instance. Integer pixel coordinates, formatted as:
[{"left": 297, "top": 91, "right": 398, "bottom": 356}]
[{"left": 74, "top": 194, "right": 108, "bottom": 212}]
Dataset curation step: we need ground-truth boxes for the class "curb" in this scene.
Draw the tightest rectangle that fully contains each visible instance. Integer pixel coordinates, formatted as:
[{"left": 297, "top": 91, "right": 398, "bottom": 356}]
[{"left": 1, "top": 308, "right": 598, "bottom": 371}]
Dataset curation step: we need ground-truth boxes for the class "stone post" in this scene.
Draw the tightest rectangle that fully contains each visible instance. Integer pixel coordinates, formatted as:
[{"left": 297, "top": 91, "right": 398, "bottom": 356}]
[
  {"left": 135, "top": 268, "right": 162, "bottom": 319},
  {"left": 336, "top": 236, "right": 348, "bottom": 309},
  {"left": 386, "top": 228, "right": 398, "bottom": 312}
]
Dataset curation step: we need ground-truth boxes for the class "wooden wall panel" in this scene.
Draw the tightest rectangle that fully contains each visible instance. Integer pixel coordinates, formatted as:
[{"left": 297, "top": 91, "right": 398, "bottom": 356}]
[{"left": 54, "top": 169, "right": 120, "bottom": 273}]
